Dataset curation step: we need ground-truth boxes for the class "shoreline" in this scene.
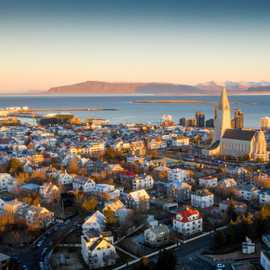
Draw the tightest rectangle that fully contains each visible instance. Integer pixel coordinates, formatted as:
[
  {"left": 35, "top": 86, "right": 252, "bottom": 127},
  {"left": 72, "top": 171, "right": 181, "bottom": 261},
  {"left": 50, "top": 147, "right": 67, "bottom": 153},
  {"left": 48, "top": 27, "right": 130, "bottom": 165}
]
[{"left": 132, "top": 99, "right": 206, "bottom": 104}]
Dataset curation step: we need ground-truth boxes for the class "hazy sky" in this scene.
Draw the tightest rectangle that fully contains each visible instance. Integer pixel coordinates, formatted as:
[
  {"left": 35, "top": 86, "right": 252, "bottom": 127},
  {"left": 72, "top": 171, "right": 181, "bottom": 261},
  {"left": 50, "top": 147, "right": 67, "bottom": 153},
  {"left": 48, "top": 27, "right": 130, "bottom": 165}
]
[{"left": 1, "top": 0, "right": 270, "bottom": 91}]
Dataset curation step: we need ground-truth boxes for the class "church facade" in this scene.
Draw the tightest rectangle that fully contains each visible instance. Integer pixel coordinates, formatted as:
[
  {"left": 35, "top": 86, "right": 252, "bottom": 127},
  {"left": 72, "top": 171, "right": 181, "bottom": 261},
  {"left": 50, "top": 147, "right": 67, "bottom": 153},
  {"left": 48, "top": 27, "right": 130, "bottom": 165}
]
[{"left": 203, "top": 88, "right": 268, "bottom": 161}]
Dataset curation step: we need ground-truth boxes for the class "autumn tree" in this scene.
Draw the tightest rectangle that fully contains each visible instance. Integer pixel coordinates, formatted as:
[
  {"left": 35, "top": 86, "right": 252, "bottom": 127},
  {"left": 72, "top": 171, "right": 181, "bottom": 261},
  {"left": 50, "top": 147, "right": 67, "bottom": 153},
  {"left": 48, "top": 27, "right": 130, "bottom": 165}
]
[
  {"left": 82, "top": 197, "right": 98, "bottom": 212},
  {"left": 8, "top": 158, "right": 23, "bottom": 174},
  {"left": 16, "top": 172, "right": 30, "bottom": 185},
  {"left": 68, "top": 157, "right": 80, "bottom": 174}
]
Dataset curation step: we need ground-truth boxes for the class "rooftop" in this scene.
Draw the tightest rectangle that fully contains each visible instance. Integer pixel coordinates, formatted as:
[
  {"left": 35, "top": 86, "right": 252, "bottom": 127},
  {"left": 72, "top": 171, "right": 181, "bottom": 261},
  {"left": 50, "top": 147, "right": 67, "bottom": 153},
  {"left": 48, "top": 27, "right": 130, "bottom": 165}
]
[{"left": 222, "top": 129, "right": 256, "bottom": 141}]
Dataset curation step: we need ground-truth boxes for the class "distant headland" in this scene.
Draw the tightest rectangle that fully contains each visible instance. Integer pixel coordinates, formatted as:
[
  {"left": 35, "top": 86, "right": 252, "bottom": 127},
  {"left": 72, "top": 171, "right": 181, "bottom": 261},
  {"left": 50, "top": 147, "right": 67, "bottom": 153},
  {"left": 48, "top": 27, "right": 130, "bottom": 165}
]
[{"left": 47, "top": 80, "right": 270, "bottom": 96}]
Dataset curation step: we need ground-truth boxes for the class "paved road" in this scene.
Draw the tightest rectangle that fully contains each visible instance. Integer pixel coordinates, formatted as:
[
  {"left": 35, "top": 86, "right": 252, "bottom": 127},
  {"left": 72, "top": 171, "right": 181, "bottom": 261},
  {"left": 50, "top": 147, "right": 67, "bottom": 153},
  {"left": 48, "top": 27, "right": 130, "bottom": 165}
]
[{"left": 0, "top": 215, "right": 82, "bottom": 270}]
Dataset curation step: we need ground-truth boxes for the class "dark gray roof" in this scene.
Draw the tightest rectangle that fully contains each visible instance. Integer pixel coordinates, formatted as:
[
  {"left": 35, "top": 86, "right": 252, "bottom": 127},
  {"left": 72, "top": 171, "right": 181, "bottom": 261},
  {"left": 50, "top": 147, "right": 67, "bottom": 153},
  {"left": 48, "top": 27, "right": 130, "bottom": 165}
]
[{"left": 223, "top": 129, "right": 256, "bottom": 141}]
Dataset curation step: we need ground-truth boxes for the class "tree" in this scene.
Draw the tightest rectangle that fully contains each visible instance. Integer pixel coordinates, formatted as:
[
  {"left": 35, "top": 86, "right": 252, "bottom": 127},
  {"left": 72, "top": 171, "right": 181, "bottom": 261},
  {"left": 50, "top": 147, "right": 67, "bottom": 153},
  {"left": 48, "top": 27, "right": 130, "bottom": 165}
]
[
  {"left": 260, "top": 204, "right": 270, "bottom": 220},
  {"left": 68, "top": 157, "right": 79, "bottom": 174},
  {"left": 8, "top": 158, "right": 22, "bottom": 174},
  {"left": 103, "top": 207, "right": 117, "bottom": 225},
  {"left": 136, "top": 257, "right": 151, "bottom": 270},
  {"left": 16, "top": 172, "right": 30, "bottom": 185},
  {"left": 82, "top": 197, "right": 98, "bottom": 211}
]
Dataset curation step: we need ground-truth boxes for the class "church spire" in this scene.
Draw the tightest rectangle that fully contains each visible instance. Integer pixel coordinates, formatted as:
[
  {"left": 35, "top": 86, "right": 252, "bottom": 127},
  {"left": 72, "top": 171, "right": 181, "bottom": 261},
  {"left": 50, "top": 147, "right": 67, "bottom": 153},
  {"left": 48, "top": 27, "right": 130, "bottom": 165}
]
[
  {"left": 218, "top": 87, "right": 230, "bottom": 111},
  {"left": 213, "top": 87, "right": 231, "bottom": 142}
]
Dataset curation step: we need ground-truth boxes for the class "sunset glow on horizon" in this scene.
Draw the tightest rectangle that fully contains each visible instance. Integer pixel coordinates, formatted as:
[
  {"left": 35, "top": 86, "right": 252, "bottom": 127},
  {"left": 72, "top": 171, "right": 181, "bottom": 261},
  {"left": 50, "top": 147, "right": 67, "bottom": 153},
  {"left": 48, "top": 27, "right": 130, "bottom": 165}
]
[{"left": 1, "top": 0, "right": 270, "bottom": 92}]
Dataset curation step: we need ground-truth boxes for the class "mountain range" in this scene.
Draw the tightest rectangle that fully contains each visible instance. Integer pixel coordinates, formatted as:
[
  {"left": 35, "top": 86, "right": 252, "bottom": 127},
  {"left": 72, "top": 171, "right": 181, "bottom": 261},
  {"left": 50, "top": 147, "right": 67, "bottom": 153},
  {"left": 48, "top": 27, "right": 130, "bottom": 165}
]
[{"left": 47, "top": 80, "right": 270, "bottom": 95}]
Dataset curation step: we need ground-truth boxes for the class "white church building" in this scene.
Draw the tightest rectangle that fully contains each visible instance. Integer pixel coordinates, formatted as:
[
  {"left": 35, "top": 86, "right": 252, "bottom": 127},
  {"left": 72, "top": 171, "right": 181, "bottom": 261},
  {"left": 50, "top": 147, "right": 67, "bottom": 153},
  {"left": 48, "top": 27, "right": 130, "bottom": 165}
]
[{"left": 203, "top": 88, "right": 268, "bottom": 162}]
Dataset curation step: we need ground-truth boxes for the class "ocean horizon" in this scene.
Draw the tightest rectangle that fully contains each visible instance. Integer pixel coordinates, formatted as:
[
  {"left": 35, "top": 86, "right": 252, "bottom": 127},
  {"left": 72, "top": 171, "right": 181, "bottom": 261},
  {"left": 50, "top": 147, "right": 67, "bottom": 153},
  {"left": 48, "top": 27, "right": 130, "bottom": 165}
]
[{"left": 0, "top": 95, "right": 269, "bottom": 128}]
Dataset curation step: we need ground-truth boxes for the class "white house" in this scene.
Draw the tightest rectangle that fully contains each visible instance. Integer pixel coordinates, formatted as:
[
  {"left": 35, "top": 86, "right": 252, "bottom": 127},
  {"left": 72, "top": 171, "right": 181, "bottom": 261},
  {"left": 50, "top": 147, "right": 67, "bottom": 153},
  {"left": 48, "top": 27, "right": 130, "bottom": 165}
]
[
  {"left": 39, "top": 182, "right": 60, "bottom": 203},
  {"left": 191, "top": 189, "right": 214, "bottom": 209},
  {"left": 219, "top": 178, "right": 237, "bottom": 188},
  {"left": 93, "top": 184, "right": 120, "bottom": 201},
  {"left": 58, "top": 171, "right": 73, "bottom": 185},
  {"left": 82, "top": 211, "right": 106, "bottom": 235},
  {"left": 132, "top": 174, "right": 154, "bottom": 190},
  {"left": 81, "top": 234, "right": 117, "bottom": 269},
  {"left": 144, "top": 223, "right": 170, "bottom": 247},
  {"left": 237, "top": 184, "right": 260, "bottom": 201},
  {"left": 168, "top": 168, "right": 189, "bottom": 182},
  {"left": 172, "top": 136, "right": 190, "bottom": 147},
  {"left": 127, "top": 189, "right": 150, "bottom": 211},
  {"left": 0, "top": 173, "right": 16, "bottom": 192},
  {"left": 199, "top": 176, "right": 218, "bottom": 188},
  {"left": 83, "top": 179, "right": 96, "bottom": 193},
  {"left": 173, "top": 208, "right": 203, "bottom": 236},
  {"left": 259, "top": 191, "right": 270, "bottom": 205}
]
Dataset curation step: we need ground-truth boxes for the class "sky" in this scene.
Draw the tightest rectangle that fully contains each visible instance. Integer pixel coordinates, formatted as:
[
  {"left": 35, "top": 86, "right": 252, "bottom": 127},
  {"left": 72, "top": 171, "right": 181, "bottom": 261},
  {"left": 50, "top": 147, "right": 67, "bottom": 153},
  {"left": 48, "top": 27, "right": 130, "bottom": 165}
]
[{"left": 1, "top": 0, "right": 270, "bottom": 92}]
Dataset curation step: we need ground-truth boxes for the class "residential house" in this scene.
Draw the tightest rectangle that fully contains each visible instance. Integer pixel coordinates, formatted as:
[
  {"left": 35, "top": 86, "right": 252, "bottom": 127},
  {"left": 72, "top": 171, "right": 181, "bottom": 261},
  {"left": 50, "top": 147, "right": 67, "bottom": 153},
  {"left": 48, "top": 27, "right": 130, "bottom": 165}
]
[
  {"left": 259, "top": 190, "right": 270, "bottom": 205},
  {"left": 169, "top": 181, "right": 192, "bottom": 202},
  {"left": 147, "top": 137, "right": 167, "bottom": 150},
  {"left": 219, "top": 178, "right": 237, "bottom": 188},
  {"left": 191, "top": 189, "right": 214, "bottom": 209},
  {"left": 171, "top": 136, "right": 190, "bottom": 147},
  {"left": 81, "top": 234, "right": 117, "bottom": 269},
  {"left": 0, "top": 173, "right": 16, "bottom": 192},
  {"left": 127, "top": 189, "right": 150, "bottom": 211},
  {"left": 168, "top": 168, "right": 189, "bottom": 182},
  {"left": 219, "top": 199, "right": 247, "bottom": 215},
  {"left": 58, "top": 171, "right": 74, "bottom": 185},
  {"left": 82, "top": 211, "right": 106, "bottom": 235},
  {"left": 144, "top": 222, "right": 170, "bottom": 247},
  {"left": 83, "top": 179, "right": 96, "bottom": 193},
  {"left": 199, "top": 176, "right": 218, "bottom": 188},
  {"left": 132, "top": 174, "right": 154, "bottom": 191},
  {"left": 130, "top": 140, "right": 145, "bottom": 156},
  {"left": 93, "top": 184, "right": 120, "bottom": 201},
  {"left": 103, "top": 200, "right": 128, "bottom": 224},
  {"left": 173, "top": 208, "right": 203, "bottom": 236},
  {"left": 237, "top": 184, "right": 260, "bottom": 201},
  {"left": 39, "top": 182, "right": 60, "bottom": 203}
]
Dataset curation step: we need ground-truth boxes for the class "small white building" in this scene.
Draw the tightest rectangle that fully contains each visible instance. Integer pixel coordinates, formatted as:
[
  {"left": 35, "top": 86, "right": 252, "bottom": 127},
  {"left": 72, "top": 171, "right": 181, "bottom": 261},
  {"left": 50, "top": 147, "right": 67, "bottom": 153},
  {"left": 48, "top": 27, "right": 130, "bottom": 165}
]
[
  {"left": 259, "top": 191, "right": 270, "bottom": 205},
  {"left": 93, "top": 184, "right": 120, "bottom": 201},
  {"left": 219, "top": 178, "right": 237, "bottom": 188},
  {"left": 81, "top": 234, "right": 117, "bottom": 269},
  {"left": 144, "top": 222, "right": 170, "bottom": 247},
  {"left": 242, "top": 237, "right": 255, "bottom": 254},
  {"left": 39, "top": 182, "right": 60, "bottom": 203},
  {"left": 0, "top": 173, "right": 16, "bottom": 192},
  {"left": 58, "top": 171, "right": 73, "bottom": 185},
  {"left": 199, "top": 176, "right": 218, "bottom": 188},
  {"left": 237, "top": 184, "right": 259, "bottom": 201},
  {"left": 168, "top": 168, "right": 189, "bottom": 182},
  {"left": 172, "top": 136, "right": 190, "bottom": 147},
  {"left": 173, "top": 208, "right": 203, "bottom": 236},
  {"left": 127, "top": 189, "right": 150, "bottom": 211},
  {"left": 82, "top": 211, "right": 106, "bottom": 235},
  {"left": 191, "top": 189, "right": 214, "bottom": 209},
  {"left": 132, "top": 175, "right": 154, "bottom": 190},
  {"left": 83, "top": 179, "right": 96, "bottom": 193}
]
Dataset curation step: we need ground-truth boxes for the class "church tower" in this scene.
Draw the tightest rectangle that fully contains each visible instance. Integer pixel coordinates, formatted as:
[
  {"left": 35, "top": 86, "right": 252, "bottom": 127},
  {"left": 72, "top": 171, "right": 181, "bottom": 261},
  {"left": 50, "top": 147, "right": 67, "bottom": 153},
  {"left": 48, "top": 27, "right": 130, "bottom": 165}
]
[
  {"left": 214, "top": 88, "right": 231, "bottom": 142},
  {"left": 252, "top": 130, "right": 269, "bottom": 161}
]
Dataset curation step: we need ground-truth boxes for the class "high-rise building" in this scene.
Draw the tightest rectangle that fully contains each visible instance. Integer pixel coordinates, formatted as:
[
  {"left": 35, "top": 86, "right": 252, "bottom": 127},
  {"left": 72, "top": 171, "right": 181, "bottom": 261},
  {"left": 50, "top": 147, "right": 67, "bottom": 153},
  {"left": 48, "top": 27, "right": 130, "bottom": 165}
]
[
  {"left": 179, "top": 118, "right": 186, "bottom": 127},
  {"left": 213, "top": 88, "right": 231, "bottom": 142},
  {"left": 232, "top": 109, "right": 244, "bottom": 129},
  {"left": 186, "top": 118, "right": 196, "bottom": 127},
  {"left": 206, "top": 118, "right": 214, "bottom": 128},
  {"left": 260, "top": 117, "right": 270, "bottom": 130},
  {"left": 195, "top": 112, "right": 205, "bottom": 127}
]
